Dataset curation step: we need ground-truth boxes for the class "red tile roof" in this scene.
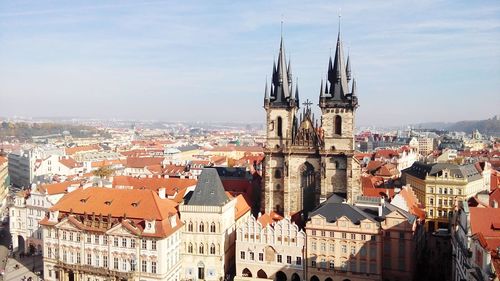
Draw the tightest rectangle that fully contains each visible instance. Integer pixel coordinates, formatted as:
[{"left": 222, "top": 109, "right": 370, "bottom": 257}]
[
  {"left": 59, "top": 157, "right": 81, "bottom": 169},
  {"left": 37, "top": 181, "right": 82, "bottom": 195},
  {"left": 469, "top": 207, "right": 500, "bottom": 251},
  {"left": 257, "top": 212, "right": 284, "bottom": 228},
  {"left": 112, "top": 176, "right": 197, "bottom": 195},
  {"left": 125, "top": 157, "right": 164, "bottom": 168},
  {"left": 65, "top": 145, "right": 101, "bottom": 155}
]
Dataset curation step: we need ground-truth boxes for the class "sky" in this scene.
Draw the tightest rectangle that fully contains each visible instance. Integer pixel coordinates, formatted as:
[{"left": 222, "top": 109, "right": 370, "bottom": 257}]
[{"left": 0, "top": 0, "right": 499, "bottom": 127}]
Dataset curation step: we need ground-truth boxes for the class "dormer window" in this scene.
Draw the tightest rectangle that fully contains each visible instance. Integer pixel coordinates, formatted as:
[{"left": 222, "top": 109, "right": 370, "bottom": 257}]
[{"left": 105, "top": 200, "right": 112, "bottom": 206}]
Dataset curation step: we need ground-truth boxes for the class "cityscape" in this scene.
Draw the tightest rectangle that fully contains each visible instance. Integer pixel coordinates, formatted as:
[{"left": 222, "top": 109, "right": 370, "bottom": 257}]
[{"left": 0, "top": 1, "right": 499, "bottom": 281}]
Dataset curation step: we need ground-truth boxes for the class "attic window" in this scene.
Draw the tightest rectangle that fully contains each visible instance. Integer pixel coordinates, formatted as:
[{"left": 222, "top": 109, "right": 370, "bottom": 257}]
[
  {"left": 131, "top": 201, "right": 140, "bottom": 207},
  {"left": 80, "top": 198, "right": 88, "bottom": 203},
  {"left": 492, "top": 223, "right": 500, "bottom": 230},
  {"left": 104, "top": 200, "right": 112, "bottom": 206}
]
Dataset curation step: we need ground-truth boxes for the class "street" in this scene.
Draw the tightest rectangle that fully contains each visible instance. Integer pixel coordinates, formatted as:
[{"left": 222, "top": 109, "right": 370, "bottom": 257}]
[{"left": 0, "top": 224, "right": 43, "bottom": 281}]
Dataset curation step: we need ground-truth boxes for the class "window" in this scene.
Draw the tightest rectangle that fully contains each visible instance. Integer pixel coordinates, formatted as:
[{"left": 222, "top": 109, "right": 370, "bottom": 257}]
[
  {"left": 321, "top": 231, "right": 325, "bottom": 236},
  {"left": 199, "top": 223, "right": 204, "bottom": 232},
  {"left": 87, "top": 253, "right": 92, "bottom": 265},
  {"left": 277, "top": 117, "right": 283, "bottom": 138},
  {"left": 342, "top": 245, "right": 347, "bottom": 254},
  {"left": 95, "top": 254, "right": 100, "bottom": 267},
  {"left": 240, "top": 251, "right": 245, "bottom": 260},
  {"left": 63, "top": 250, "right": 67, "bottom": 262},
  {"left": 199, "top": 244, "right": 204, "bottom": 254},
  {"left": 151, "top": 240, "right": 157, "bottom": 250},
  {"left": 62, "top": 231, "right": 67, "bottom": 240},
  {"left": 87, "top": 235, "right": 92, "bottom": 243},
  {"left": 142, "top": 260, "right": 147, "bottom": 272},
  {"left": 188, "top": 243, "right": 193, "bottom": 253},
  {"left": 429, "top": 198, "right": 434, "bottom": 205},
  {"left": 69, "top": 232, "right": 73, "bottom": 241},
  {"left": 296, "top": 257, "right": 302, "bottom": 265},
  {"left": 361, "top": 234, "right": 366, "bottom": 240},
  {"left": 274, "top": 169, "right": 282, "bottom": 179},
  {"left": 320, "top": 243, "right": 326, "bottom": 251},
  {"left": 130, "top": 239, "right": 136, "bottom": 248},
  {"left": 311, "top": 258, "right": 317, "bottom": 267},
  {"left": 77, "top": 253, "right": 81, "bottom": 264},
  {"left": 277, "top": 254, "right": 282, "bottom": 263},
  {"left": 103, "top": 236, "right": 108, "bottom": 245},
  {"left": 287, "top": 256, "right": 292, "bottom": 264},
  {"left": 151, "top": 261, "right": 157, "bottom": 274},
  {"left": 351, "top": 234, "right": 356, "bottom": 239},
  {"left": 94, "top": 235, "right": 99, "bottom": 244},
  {"left": 250, "top": 252, "right": 254, "bottom": 260},
  {"left": 114, "top": 257, "right": 119, "bottom": 270},
  {"left": 312, "top": 230, "right": 316, "bottom": 235},
  {"left": 122, "top": 259, "right": 127, "bottom": 271},
  {"left": 142, "top": 239, "right": 147, "bottom": 249},
  {"left": 210, "top": 223, "right": 216, "bottom": 233},
  {"left": 122, "top": 238, "right": 127, "bottom": 248},
  {"left": 330, "top": 243, "right": 335, "bottom": 252},
  {"left": 130, "top": 258, "right": 136, "bottom": 271},
  {"left": 188, "top": 221, "right": 193, "bottom": 232},
  {"left": 114, "top": 237, "right": 119, "bottom": 247},
  {"left": 330, "top": 231, "right": 334, "bottom": 237},
  {"left": 103, "top": 256, "right": 108, "bottom": 268},
  {"left": 335, "top": 115, "right": 342, "bottom": 135},
  {"left": 77, "top": 233, "right": 81, "bottom": 242},
  {"left": 210, "top": 244, "right": 215, "bottom": 255},
  {"left": 330, "top": 260, "right": 335, "bottom": 269},
  {"left": 351, "top": 246, "right": 356, "bottom": 255},
  {"left": 342, "top": 233, "right": 347, "bottom": 239},
  {"left": 312, "top": 242, "right": 317, "bottom": 250},
  {"left": 259, "top": 253, "right": 263, "bottom": 261}
]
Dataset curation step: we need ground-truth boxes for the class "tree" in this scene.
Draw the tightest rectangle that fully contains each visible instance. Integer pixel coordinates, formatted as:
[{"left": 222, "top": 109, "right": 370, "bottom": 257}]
[{"left": 93, "top": 165, "right": 114, "bottom": 178}]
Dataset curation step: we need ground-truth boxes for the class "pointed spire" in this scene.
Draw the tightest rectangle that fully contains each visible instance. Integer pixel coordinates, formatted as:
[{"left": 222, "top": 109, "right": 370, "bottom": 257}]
[
  {"left": 327, "top": 19, "right": 349, "bottom": 100},
  {"left": 287, "top": 57, "right": 292, "bottom": 82},
  {"left": 264, "top": 78, "right": 269, "bottom": 101},
  {"left": 346, "top": 55, "right": 352, "bottom": 82},
  {"left": 295, "top": 78, "right": 300, "bottom": 105},
  {"left": 351, "top": 78, "right": 357, "bottom": 96},
  {"left": 320, "top": 79, "right": 325, "bottom": 98}
]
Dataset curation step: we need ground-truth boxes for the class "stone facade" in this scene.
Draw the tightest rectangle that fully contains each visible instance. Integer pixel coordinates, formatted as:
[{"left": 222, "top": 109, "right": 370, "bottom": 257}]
[{"left": 262, "top": 30, "right": 361, "bottom": 217}]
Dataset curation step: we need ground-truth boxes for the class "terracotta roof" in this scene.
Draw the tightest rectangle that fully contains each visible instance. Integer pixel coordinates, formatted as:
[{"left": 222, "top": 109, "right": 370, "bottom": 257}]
[
  {"left": 398, "top": 186, "right": 426, "bottom": 220},
  {"left": 112, "top": 176, "right": 196, "bottom": 195},
  {"left": 469, "top": 207, "right": 500, "bottom": 251},
  {"left": 65, "top": 145, "right": 101, "bottom": 155},
  {"left": 366, "top": 160, "right": 384, "bottom": 173},
  {"left": 234, "top": 194, "right": 251, "bottom": 220},
  {"left": 91, "top": 159, "right": 124, "bottom": 168},
  {"left": 125, "top": 157, "right": 164, "bottom": 168},
  {"left": 490, "top": 188, "right": 500, "bottom": 207},
  {"left": 0, "top": 156, "right": 7, "bottom": 166},
  {"left": 51, "top": 187, "right": 178, "bottom": 221},
  {"left": 374, "top": 149, "right": 399, "bottom": 159},
  {"left": 59, "top": 157, "right": 81, "bottom": 169},
  {"left": 209, "top": 146, "right": 263, "bottom": 153},
  {"left": 257, "top": 212, "right": 284, "bottom": 228},
  {"left": 37, "top": 181, "right": 82, "bottom": 195}
]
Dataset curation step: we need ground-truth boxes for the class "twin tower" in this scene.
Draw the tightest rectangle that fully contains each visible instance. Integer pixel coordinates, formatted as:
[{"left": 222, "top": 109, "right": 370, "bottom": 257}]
[{"left": 261, "top": 26, "right": 361, "bottom": 217}]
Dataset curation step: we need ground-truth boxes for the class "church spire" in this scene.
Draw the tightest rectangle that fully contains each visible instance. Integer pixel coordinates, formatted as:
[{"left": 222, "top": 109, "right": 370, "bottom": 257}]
[
  {"left": 346, "top": 55, "right": 352, "bottom": 82},
  {"left": 326, "top": 20, "right": 349, "bottom": 101},
  {"left": 295, "top": 78, "right": 300, "bottom": 106},
  {"left": 268, "top": 27, "right": 293, "bottom": 106},
  {"left": 351, "top": 77, "right": 357, "bottom": 96},
  {"left": 264, "top": 78, "right": 269, "bottom": 103}
]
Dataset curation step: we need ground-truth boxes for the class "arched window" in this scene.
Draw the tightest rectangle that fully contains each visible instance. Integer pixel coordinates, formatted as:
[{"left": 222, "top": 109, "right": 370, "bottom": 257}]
[
  {"left": 188, "top": 243, "right": 193, "bottom": 253},
  {"left": 210, "top": 223, "right": 216, "bottom": 233},
  {"left": 188, "top": 221, "right": 193, "bottom": 232},
  {"left": 277, "top": 117, "right": 283, "bottom": 138},
  {"left": 210, "top": 243, "right": 216, "bottom": 255},
  {"left": 199, "top": 244, "right": 204, "bottom": 254},
  {"left": 274, "top": 169, "right": 282, "bottom": 179},
  {"left": 199, "top": 223, "right": 204, "bottom": 232},
  {"left": 275, "top": 184, "right": 281, "bottom": 190},
  {"left": 335, "top": 115, "right": 342, "bottom": 135}
]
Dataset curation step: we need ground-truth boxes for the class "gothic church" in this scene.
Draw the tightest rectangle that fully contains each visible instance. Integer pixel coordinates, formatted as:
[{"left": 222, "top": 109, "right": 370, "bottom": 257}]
[{"left": 261, "top": 26, "right": 361, "bottom": 216}]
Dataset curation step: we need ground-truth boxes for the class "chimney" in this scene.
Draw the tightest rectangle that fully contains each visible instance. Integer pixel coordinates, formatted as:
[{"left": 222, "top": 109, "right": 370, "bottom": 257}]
[
  {"left": 158, "top": 188, "right": 166, "bottom": 199},
  {"left": 379, "top": 197, "right": 385, "bottom": 217}
]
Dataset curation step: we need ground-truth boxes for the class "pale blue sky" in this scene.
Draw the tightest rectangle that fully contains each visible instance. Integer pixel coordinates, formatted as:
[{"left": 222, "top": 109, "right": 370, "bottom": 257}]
[{"left": 0, "top": 0, "right": 499, "bottom": 126}]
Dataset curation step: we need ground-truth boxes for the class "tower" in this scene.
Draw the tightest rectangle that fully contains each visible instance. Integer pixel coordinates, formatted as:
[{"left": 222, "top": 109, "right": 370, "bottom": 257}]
[
  {"left": 262, "top": 22, "right": 361, "bottom": 217},
  {"left": 319, "top": 27, "right": 361, "bottom": 202}
]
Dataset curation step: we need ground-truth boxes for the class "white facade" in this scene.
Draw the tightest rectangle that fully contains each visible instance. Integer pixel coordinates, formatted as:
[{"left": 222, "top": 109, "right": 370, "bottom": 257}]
[{"left": 235, "top": 215, "right": 305, "bottom": 281}]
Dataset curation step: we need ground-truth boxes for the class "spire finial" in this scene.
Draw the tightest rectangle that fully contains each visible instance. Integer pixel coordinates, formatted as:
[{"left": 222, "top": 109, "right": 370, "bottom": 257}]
[
  {"left": 281, "top": 15, "right": 284, "bottom": 38},
  {"left": 338, "top": 8, "right": 342, "bottom": 35}
]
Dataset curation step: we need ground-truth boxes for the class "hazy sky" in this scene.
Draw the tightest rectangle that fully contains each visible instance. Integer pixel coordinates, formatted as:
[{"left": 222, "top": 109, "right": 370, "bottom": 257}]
[{"left": 1, "top": 0, "right": 499, "bottom": 126}]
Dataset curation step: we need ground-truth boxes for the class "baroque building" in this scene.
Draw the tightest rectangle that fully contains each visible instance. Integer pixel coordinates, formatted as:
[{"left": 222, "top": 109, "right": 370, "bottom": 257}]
[{"left": 262, "top": 26, "right": 361, "bottom": 216}]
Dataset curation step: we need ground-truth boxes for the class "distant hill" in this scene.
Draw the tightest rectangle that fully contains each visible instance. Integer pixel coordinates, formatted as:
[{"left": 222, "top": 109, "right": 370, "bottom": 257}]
[{"left": 412, "top": 116, "right": 500, "bottom": 136}]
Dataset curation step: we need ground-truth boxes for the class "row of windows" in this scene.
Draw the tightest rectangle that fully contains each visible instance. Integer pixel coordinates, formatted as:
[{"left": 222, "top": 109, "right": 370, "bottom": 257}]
[
  {"left": 428, "top": 187, "right": 462, "bottom": 195},
  {"left": 242, "top": 233, "right": 298, "bottom": 243},
  {"left": 310, "top": 258, "right": 377, "bottom": 274},
  {"left": 186, "top": 222, "right": 217, "bottom": 233},
  {"left": 52, "top": 231, "right": 157, "bottom": 250},
  {"left": 240, "top": 251, "right": 303, "bottom": 266},
  {"left": 187, "top": 243, "right": 217, "bottom": 255},
  {"left": 310, "top": 231, "right": 373, "bottom": 241},
  {"left": 49, "top": 249, "right": 158, "bottom": 273},
  {"left": 428, "top": 209, "right": 453, "bottom": 218},
  {"left": 428, "top": 197, "right": 455, "bottom": 207}
]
